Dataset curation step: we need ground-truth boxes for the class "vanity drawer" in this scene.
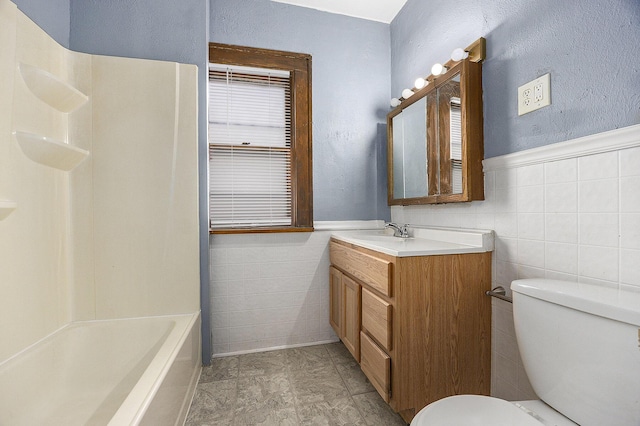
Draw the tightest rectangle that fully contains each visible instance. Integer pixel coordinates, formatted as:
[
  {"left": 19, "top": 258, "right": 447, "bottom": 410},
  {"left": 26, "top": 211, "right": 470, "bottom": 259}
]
[
  {"left": 330, "top": 241, "right": 392, "bottom": 296},
  {"left": 362, "top": 288, "right": 392, "bottom": 351},
  {"left": 360, "top": 331, "right": 391, "bottom": 403}
]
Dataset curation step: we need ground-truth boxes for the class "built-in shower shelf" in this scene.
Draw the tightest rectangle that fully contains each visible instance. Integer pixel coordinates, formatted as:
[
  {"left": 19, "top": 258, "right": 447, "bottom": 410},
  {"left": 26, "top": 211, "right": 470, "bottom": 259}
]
[
  {"left": 0, "top": 200, "right": 17, "bottom": 221},
  {"left": 19, "top": 63, "right": 88, "bottom": 113},
  {"left": 13, "top": 131, "right": 89, "bottom": 171}
]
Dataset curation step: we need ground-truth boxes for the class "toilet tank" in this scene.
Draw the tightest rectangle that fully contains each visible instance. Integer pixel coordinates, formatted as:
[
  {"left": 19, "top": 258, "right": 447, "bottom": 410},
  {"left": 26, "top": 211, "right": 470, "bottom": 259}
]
[{"left": 511, "top": 279, "right": 640, "bottom": 426}]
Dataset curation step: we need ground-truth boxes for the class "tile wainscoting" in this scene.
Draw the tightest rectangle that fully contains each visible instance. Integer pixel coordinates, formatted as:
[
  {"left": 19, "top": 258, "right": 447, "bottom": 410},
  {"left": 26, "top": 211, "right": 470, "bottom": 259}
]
[
  {"left": 392, "top": 124, "right": 640, "bottom": 400},
  {"left": 209, "top": 221, "right": 383, "bottom": 357}
]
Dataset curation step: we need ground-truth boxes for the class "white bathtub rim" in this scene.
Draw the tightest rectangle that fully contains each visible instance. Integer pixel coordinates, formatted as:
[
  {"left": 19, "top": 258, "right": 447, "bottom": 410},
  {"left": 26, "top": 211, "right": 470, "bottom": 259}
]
[
  {"left": 108, "top": 311, "right": 200, "bottom": 426},
  {"left": 0, "top": 312, "right": 200, "bottom": 425},
  {"left": 0, "top": 312, "right": 200, "bottom": 367}
]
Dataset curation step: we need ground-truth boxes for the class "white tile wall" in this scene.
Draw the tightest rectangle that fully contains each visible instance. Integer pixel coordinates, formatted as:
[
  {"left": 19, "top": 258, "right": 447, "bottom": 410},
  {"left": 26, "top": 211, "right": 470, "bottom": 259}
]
[
  {"left": 209, "top": 226, "right": 383, "bottom": 356},
  {"left": 490, "top": 299, "right": 536, "bottom": 400},
  {"left": 392, "top": 125, "right": 640, "bottom": 401}
]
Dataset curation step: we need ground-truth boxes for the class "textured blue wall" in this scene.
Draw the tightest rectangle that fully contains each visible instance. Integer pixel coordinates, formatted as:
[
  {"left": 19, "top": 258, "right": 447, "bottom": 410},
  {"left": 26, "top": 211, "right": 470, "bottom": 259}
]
[
  {"left": 69, "top": 0, "right": 204, "bottom": 66},
  {"left": 69, "top": 0, "right": 211, "bottom": 363},
  {"left": 210, "top": 0, "right": 392, "bottom": 221},
  {"left": 391, "top": 0, "right": 640, "bottom": 158},
  {"left": 13, "top": 0, "right": 70, "bottom": 47}
]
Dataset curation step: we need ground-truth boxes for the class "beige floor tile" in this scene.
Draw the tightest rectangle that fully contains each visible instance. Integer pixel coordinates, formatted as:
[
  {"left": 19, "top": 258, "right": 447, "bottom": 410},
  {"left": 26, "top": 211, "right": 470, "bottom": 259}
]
[
  {"left": 186, "top": 379, "right": 237, "bottom": 425},
  {"left": 235, "top": 372, "right": 294, "bottom": 414},
  {"left": 233, "top": 407, "right": 299, "bottom": 426},
  {"left": 334, "top": 360, "right": 375, "bottom": 396},
  {"left": 238, "top": 350, "right": 288, "bottom": 377},
  {"left": 187, "top": 343, "right": 407, "bottom": 426},
  {"left": 352, "top": 391, "right": 406, "bottom": 426},
  {"left": 296, "top": 397, "right": 367, "bottom": 425},
  {"left": 289, "top": 364, "right": 350, "bottom": 405},
  {"left": 201, "top": 356, "right": 239, "bottom": 383},
  {"left": 285, "top": 345, "right": 331, "bottom": 371},
  {"left": 325, "top": 342, "right": 354, "bottom": 365}
]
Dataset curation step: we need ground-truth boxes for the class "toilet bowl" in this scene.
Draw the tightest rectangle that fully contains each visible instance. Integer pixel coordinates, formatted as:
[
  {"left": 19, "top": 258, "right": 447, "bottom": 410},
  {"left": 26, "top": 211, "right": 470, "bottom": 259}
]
[
  {"left": 410, "top": 278, "right": 640, "bottom": 426},
  {"left": 410, "top": 395, "right": 576, "bottom": 425}
]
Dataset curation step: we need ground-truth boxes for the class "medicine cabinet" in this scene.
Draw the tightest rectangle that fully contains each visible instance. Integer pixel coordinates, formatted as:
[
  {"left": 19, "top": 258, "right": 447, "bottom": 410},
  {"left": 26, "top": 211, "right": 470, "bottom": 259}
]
[{"left": 387, "top": 38, "right": 485, "bottom": 205}]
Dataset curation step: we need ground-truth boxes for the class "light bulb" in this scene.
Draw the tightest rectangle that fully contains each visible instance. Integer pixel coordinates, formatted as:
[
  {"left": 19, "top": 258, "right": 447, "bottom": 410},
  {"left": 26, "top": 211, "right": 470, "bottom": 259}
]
[
  {"left": 390, "top": 98, "right": 401, "bottom": 107},
  {"left": 450, "top": 48, "right": 469, "bottom": 62},
  {"left": 431, "top": 63, "right": 446, "bottom": 76},
  {"left": 414, "top": 77, "right": 427, "bottom": 90},
  {"left": 402, "top": 88, "right": 414, "bottom": 99}
]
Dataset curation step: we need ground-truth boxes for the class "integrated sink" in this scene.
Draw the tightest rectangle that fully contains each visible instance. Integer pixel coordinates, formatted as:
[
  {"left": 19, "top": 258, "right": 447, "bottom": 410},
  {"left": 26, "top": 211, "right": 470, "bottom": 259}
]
[{"left": 331, "top": 227, "right": 494, "bottom": 257}]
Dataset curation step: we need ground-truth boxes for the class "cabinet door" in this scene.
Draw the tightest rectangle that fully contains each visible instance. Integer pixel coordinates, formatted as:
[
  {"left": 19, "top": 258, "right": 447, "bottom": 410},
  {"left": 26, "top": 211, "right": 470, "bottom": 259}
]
[
  {"left": 329, "top": 266, "right": 343, "bottom": 337},
  {"left": 342, "top": 275, "right": 361, "bottom": 362}
]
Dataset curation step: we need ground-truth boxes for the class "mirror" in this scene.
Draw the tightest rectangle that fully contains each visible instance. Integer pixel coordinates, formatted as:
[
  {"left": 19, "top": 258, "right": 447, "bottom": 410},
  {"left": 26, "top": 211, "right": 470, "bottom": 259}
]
[
  {"left": 387, "top": 58, "right": 484, "bottom": 205},
  {"left": 391, "top": 96, "right": 427, "bottom": 198}
]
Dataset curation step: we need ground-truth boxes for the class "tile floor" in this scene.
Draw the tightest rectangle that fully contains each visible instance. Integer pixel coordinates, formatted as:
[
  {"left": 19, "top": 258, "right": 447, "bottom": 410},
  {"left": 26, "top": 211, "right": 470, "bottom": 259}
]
[{"left": 185, "top": 342, "right": 407, "bottom": 425}]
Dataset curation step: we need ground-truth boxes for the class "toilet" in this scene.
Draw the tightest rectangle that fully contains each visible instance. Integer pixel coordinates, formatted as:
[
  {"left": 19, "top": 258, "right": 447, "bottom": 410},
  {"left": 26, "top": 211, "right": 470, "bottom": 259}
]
[{"left": 411, "top": 278, "right": 640, "bottom": 426}]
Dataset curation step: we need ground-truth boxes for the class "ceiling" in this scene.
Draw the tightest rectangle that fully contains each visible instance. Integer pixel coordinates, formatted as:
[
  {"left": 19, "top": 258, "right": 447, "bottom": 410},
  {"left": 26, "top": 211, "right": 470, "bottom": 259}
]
[{"left": 270, "top": 0, "right": 408, "bottom": 24}]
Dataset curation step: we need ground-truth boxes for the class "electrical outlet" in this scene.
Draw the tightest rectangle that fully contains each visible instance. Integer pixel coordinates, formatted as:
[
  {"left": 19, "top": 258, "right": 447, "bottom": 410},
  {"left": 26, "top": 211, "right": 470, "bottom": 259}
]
[{"left": 518, "top": 73, "right": 551, "bottom": 116}]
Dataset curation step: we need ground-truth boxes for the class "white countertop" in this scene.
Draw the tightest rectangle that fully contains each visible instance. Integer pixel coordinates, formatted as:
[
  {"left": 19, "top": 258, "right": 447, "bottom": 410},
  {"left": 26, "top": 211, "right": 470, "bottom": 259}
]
[{"left": 331, "top": 227, "right": 494, "bottom": 257}]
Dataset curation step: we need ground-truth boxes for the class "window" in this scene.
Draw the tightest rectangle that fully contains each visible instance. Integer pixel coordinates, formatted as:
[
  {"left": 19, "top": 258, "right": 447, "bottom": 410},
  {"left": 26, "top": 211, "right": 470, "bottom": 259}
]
[{"left": 208, "top": 43, "right": 313, "bottom": 233}]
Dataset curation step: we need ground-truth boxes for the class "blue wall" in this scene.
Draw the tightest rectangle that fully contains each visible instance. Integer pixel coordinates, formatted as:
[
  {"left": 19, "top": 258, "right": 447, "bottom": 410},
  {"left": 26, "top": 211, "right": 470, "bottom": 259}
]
[
  {"left": 69, "top": 0, "right": 212, "bottom": 363},
  {"left": 13, "top": 0, "right": 70, "bottom": 47},
  {"left": 210, "top": 0, "right": 392, "bottom": 221},
  {"left": 391, "top": 0, "right": 640, "bottom": 158}
]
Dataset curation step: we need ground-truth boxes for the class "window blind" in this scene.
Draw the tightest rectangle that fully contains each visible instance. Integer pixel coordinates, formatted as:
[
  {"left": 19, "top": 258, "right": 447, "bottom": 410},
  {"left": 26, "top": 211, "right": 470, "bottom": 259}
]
[
  {"left": 450, "top": 98, "right": 463, "bottom": 193},
  {"left": 208, "top": 64, "right": 292, "bottom": 228}
]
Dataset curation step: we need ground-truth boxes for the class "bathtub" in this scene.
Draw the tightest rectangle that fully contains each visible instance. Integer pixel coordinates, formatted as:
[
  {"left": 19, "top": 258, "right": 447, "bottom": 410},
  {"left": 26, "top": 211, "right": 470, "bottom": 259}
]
[{"left": 0, "top": 312, "right": 201, "bottom": 426}]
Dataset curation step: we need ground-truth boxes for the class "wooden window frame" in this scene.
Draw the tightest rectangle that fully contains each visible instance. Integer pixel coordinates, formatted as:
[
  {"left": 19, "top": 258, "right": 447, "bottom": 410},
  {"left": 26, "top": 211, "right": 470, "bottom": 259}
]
[{"left": 208, "top": 43, "right": 313, "bottom": 234}]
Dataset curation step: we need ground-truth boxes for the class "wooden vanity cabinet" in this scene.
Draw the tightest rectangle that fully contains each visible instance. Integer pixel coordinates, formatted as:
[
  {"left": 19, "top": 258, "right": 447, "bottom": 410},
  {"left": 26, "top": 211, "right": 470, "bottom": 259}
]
[
  {"left": 342, "top": 275, "right": 361, "bottom": 361},
  {"left": 360, "top": 330, "right": 391, "bottom": 402},
  {"left": 329, "top": 238, "right": 491, "bottom": 423},
  {"left": 329, "top": 266, "right": 343, "bottom": 335},
  {"left": 329, "top": 266, "right": 361, "bottom": 362},
  {"left": 361, "top": 288, "right": 392, "bottom": 351}
]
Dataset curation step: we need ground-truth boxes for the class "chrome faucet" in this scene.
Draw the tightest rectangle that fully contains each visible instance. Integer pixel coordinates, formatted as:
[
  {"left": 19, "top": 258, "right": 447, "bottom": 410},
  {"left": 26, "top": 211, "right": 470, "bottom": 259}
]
[{"left": 385, "top": 222, "right": 410, "bottom": 238}]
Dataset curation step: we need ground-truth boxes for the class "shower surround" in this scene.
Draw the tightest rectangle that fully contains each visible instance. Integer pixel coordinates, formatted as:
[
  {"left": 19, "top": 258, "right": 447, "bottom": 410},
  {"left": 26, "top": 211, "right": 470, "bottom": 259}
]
[{"left": 0, "top": 0, "right": 201, "bottom": 424}]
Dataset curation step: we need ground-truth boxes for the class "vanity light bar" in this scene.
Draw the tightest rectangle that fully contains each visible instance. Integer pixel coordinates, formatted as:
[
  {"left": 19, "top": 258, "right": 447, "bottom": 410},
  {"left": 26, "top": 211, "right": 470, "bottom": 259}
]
[{"left": 391, "top": 37, "right": 486, "bottom": 107}]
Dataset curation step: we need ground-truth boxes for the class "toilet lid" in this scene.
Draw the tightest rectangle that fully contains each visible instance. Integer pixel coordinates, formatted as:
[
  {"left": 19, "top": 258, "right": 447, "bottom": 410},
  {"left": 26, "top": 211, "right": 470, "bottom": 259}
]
[{"left": 411, "top": 395, "right": 544, "bottom": 426}]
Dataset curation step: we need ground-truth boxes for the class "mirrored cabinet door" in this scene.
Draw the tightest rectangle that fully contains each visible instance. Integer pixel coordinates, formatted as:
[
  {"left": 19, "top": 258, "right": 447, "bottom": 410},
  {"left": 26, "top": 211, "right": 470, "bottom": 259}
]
[
  {"left": 387, "top": 58, "right": 484, "bottom": 205},
  {"left": 391, "top": 96, "right": 428, "bottom": 199}
]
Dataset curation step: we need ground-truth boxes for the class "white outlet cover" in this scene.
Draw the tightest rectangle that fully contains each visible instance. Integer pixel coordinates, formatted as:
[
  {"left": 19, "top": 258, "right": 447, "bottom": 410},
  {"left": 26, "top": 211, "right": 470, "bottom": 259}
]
[{"left": 518, "top": 73, "right": 551, "bottom": 116}]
